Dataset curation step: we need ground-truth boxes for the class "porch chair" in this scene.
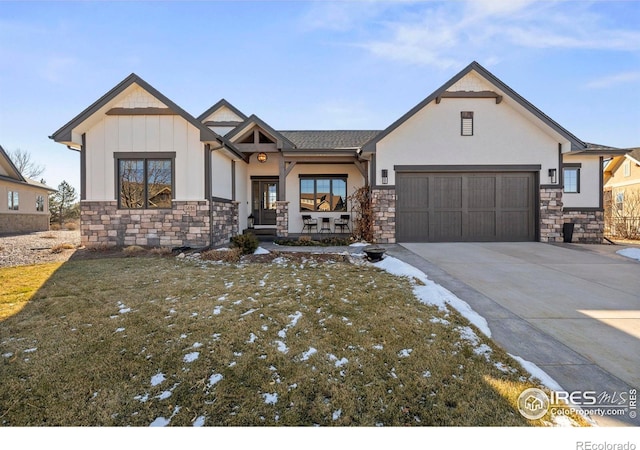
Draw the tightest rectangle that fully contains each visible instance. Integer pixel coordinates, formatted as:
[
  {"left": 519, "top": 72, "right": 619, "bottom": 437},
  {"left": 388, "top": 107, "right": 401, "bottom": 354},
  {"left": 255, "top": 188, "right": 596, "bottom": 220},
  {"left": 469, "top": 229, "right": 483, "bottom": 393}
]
[
  {"left": 301, "top": 215, "right": 317, "bottom": 233},
  {"left": 334, "top": 214, "right": 351, "bottom": 233},
  {"left": 320, "top": 217, "right": 331, "bottom": 233}
]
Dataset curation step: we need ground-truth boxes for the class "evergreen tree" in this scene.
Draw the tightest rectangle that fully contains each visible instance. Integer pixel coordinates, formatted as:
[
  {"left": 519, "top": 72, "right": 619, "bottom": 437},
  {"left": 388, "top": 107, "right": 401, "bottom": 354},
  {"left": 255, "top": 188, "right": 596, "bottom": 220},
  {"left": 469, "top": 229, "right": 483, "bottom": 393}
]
[{"left": 49, "top": 181, "right": 78, "bottom": 225}]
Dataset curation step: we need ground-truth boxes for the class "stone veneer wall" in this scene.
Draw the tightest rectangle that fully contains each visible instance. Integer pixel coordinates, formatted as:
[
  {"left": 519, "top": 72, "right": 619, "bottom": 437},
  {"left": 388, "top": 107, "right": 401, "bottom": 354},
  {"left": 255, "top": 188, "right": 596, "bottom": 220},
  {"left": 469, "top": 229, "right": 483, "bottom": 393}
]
[
  {"left": 563, "top": 210, "right": 604, "bottom": 244},
  {"left": 275, "top": 201, "right": 289, "bottom": 237},
  {"left": 210, "top": 200, "right": 239, "bottom": 247},
  {"left": 80, "top": 200, "right": 210, "bottom": 248},
  {"left": 539, "top": 187, "right": 564, "bottom": 243},
  {"left": 371, "top": 188, "right": 396, "bottom": 244},
  {"left": 0, "top": 214, "right": 50, "bottom": 234}
]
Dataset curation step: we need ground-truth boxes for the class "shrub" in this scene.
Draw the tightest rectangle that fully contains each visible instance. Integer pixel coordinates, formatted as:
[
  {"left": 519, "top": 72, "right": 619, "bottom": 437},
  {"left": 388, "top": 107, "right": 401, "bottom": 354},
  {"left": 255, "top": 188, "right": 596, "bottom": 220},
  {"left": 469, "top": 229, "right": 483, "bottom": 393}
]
[
  {"left": 86, "top": 243, "right": 114, "bottom": 252},
  {"left": 51, "top": 243, "right": 76, "bottom": 254},
  {"left": 201, "top": 248, "right": 242, "bottom": 263},
  {"left": 64, "top": 222, "right": 78, "bottom": 231},
  {"left": 230, "top": 233, "right": 259, "bottom": 255},
  {"left": 123, "top": 245, "right": 147, "bottom": 256},
  {"left": 150, "top": 247, "right": 172, "bottom": 256},
  {"left": 50, "top": 223, "right": 61, "bottom": 231}
]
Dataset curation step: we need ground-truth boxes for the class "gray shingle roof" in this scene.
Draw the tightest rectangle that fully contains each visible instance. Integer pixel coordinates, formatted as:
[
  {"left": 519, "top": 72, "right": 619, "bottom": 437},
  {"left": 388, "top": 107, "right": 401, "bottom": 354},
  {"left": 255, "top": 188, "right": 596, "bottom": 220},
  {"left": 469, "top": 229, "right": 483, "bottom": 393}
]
[{"left": 279, "top": 130, "right": 381, "bottom": 150}]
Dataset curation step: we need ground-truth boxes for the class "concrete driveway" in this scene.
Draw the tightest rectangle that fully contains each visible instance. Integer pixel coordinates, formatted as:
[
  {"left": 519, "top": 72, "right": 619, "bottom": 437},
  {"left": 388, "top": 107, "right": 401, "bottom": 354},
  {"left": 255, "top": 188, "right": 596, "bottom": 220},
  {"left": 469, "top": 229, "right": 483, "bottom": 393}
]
[{"left": 391, "top": 242, "right": 640, "bottom": 426}]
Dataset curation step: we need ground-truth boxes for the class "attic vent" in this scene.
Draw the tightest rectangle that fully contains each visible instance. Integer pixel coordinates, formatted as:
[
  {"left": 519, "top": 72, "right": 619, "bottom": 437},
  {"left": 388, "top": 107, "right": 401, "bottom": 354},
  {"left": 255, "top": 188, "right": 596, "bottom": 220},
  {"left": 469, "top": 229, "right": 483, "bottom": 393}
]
[{"left": 461, "top": 111, "right": 474, "bottom": 136}]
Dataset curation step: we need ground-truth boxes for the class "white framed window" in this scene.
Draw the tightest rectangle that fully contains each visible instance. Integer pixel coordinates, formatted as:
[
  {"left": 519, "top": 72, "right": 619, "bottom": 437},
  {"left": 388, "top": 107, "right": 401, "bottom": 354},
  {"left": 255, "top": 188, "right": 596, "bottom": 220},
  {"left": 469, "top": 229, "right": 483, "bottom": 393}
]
[
  {"left": 623, "top": 160, "right": 631, "bottom": 177},
  {"left": 615, "top": 191, "right": 624, "bottom": 213}
]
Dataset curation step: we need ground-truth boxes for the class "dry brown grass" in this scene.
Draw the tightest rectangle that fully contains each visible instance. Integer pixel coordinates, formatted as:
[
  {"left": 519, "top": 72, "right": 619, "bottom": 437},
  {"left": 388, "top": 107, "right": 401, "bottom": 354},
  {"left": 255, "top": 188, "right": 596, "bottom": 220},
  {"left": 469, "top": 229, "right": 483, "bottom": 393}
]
[
  {"left": 0, "top": 255, "right": 583, "bottom": 427},
  {"left": 50, "top": 243, "right": 76, "bottom": 254},
  {"left": 201, "top": 248, "right": 242, "bottom": 263},
  {"left": 122, "top": 245, "right": 147, "bottom": 256}
]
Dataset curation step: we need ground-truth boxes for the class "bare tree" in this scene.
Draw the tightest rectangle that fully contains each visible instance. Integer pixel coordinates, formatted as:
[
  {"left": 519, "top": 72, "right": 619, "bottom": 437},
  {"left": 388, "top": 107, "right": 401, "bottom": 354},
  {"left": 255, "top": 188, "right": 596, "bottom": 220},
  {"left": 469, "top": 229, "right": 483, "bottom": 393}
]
[{"left": 8, "top": 148, "right": 45, "bottom": 179}]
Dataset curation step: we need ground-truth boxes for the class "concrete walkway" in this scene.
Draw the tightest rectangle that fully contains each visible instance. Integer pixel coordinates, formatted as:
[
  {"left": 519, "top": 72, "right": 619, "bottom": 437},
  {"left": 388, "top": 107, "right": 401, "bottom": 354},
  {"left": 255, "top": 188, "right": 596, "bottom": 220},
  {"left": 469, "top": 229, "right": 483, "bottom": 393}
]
[{"left": 392, "top": 242, "right": 640, "bottom": 427}]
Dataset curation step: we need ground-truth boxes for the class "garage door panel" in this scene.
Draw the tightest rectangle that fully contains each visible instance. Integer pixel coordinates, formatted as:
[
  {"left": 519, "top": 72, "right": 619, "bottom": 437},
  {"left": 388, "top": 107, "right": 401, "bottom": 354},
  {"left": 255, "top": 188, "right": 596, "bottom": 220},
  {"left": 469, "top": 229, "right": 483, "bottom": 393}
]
[
  {"left": 468, "top": 177, "right": 496, "bottom": 208},
  {"left": 500, "top": 211, "right": 531, "bottom": 240},
  {"left": 397, "top": 171, "right": 535, "bottom": 242},
  {"left": 396, "top": 212, "right": 429, "bottom": 242},
  {"left": 433, "top": 211, "right": 463, "bottom": 240},
  {"left": 468, "top": 211, "right": 497, "bottom": 239},
  {"left": 397, "top": 176, "right": 429, "bottom": 209},
  {"left": 434, "top": 177, "right": 462, "bottom": 208}
]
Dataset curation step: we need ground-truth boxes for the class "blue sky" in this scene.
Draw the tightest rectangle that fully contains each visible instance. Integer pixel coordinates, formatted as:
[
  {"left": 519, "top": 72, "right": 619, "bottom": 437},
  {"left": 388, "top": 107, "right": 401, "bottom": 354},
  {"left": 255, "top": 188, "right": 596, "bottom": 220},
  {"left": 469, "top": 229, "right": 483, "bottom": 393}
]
[{"left": 1, "top": 0, "right": 638, "bottom": 193}]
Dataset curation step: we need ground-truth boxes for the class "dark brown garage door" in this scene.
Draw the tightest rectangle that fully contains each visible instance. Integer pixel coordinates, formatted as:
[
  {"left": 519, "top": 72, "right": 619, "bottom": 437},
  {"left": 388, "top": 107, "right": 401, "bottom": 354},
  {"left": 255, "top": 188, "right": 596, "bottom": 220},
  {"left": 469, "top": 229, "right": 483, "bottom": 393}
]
[{"left": 396, "top": 172, "right": 536, "bottom": 242}]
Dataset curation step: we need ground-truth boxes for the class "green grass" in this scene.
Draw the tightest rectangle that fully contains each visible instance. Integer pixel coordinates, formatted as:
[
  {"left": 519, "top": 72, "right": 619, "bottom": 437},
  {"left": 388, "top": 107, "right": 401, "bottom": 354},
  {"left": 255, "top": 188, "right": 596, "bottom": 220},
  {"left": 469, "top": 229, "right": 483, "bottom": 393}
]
[{"left": 0, "top": 254, "right": 585, "bottom": 426}]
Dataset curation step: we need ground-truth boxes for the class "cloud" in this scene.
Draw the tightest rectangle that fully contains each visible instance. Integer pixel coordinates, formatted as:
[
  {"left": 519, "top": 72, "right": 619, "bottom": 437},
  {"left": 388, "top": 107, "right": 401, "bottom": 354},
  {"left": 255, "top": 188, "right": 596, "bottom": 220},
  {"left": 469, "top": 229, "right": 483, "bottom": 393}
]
[
  {"left": 585, "top": 71, "right": 640, "bottom": 89},
  {"left": 40, "top": 56, "right": 80, "bottom": 84},
  {"left": 306, "top": 1, "right": 640, "bottom": 69}
]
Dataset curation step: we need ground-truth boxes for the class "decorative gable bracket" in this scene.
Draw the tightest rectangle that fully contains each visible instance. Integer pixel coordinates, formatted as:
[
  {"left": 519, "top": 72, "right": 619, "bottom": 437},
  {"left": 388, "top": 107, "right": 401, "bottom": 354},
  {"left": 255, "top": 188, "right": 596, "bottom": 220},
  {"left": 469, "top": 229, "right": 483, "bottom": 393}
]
[{"left": 436, "top": 91, "right": 503, "bottom": 104}]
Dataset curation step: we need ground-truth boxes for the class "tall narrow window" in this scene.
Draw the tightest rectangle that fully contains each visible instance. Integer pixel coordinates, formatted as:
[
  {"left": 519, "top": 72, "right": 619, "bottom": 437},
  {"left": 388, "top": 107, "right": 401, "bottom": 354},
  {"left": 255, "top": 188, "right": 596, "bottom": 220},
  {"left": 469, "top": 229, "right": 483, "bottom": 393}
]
[
  {"left": 563, "top": 167, "right": 580, "bottom": 193},
  {"left": 36, "top": 195, "right": 45, "bottom": 212},
  {"left": 118, "top": 157, "right": 173, "bottom": 209},
  {"left": 615, "top": 192, "right": 624, "bottom": 213},
  {"left": 623, "top": 160, "right": 631, "bottom": 177},
  {"left": 461, "top": 111, "right": 474, "bottom": 136},
  {"left": 8, "top": 191, "right": 19, "bottom": 210}
]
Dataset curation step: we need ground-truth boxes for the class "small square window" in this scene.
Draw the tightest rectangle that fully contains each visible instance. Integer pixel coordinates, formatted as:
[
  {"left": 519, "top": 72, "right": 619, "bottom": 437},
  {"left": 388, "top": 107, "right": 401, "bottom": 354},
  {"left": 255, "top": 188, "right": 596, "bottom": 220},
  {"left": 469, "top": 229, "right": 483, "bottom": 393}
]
[{"left": 461, "top": 111, "right": 473, "bottom": 136}]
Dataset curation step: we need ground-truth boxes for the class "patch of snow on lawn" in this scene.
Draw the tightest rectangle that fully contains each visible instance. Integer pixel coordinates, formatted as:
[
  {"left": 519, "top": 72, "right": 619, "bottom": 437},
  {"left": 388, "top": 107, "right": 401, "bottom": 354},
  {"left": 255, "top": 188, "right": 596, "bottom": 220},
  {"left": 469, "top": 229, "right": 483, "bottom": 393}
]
[
  {"left": 213, "top": 306, "right": 222, "bottom": 315},
  {"left": 23, "top": 348, "right": 37, "bottom": 353},
  {"left": 349, "top": 242, "right": 370, "bottom": 247},
  {"left": 208, "top": 373, "right": 223, "bottom": 387},
  {"left": 262, "top": 393, "right": 278, "bottom": 405},
  {"left": 241, "top": 308, "right": 258, "bottom": 316},
  {"left": 183, "top": 352, "right": 200, "bottom": 363},
  {"left": 192, "top": 342, "right": 203, "bottom": 348},
  {"left": 374, "top": 256, "right": 491, "bottom": 337},
  {"left": 275, "top": 340, "right": 289, "bottom": 354},
  {"left": 509, "top": 354, "right": 564, "bottom": 392},
  {"left": 254, "top": 247, "right": 270, "bottom": 255},
  {"left": 300, "top": 347, "right": 317, "bottom": 361},
  {"left": 473, "top": 344, "right": 492, "bottom": 360},
  {"left": 115, "top": 328, "right": 125, "bottom": 333},
  {"left": 2, "top": 352, "right": 13, "bottom": 358},
  {"left": 117, "top": 302, "right": 131, "bottom": 314},
  {"left": 150, "top": 373, "right": 166, "bottom": 386},
  {"left": 616, "top": 248, "right": 640, "bottom": 261},
  {"left": 372, "top": 344, "right": 383, "bottom": 350},
  {"left": 328, "top": 354, "right": 348, "bottom": 367},
  {"left": 149, "top": 406, "right": 181, "bottom": 427},
  {"left": 398, "top": 349, "right": 413, "bottom": 358},
  {"left": 247, "top": 333, "right": 257, "bottom": 343},
  {"left": 332, "top": 409, "right": 342, "bottom": 420},
  {"left": 422, "top": 370, "right": 431, "bottom": 378},
  {"left": 193, "top": 416, "right": 206, "bottom": 427}
]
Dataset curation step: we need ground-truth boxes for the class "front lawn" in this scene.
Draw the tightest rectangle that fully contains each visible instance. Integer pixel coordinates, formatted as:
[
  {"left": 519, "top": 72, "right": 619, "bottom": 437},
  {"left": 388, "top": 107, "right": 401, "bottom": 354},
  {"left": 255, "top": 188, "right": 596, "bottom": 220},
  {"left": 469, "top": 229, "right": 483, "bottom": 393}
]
[{"left": 0, "top": 252, "right": 580, "bottom": 426}]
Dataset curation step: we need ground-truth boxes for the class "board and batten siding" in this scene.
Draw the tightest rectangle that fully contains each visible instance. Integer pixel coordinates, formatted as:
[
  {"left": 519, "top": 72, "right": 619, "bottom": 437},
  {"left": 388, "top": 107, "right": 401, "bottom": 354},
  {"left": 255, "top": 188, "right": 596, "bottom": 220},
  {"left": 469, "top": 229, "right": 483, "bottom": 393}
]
[
  {"left": 375, "top": 98, "right": 566, "bottom": 186},
  {"left": 85, "top": 114, "right": 205, "bottom": 202}
]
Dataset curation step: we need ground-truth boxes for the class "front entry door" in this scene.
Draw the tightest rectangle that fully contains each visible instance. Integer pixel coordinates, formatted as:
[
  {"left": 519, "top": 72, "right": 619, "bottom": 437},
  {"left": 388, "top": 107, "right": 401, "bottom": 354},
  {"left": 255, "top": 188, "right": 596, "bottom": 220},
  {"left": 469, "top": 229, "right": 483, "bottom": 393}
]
[{"left": 252, "top": 179, "right": 278, "bottom": 225}]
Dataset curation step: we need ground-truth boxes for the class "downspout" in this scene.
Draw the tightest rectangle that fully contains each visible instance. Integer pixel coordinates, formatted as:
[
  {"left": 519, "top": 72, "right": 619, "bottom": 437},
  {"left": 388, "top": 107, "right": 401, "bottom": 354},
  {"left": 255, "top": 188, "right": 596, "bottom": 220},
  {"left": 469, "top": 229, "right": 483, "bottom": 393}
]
[{"left": 205, "top": 144, "right": 213, "bottom": 248}]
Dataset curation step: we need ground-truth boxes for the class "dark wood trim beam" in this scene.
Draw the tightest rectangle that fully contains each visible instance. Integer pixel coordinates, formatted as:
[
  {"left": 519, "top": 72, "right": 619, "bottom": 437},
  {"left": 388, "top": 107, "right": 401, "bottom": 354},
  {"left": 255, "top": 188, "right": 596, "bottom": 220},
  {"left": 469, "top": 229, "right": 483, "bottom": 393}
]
[
  {"left": 436, "top": 91, "right": 503, "bottom": 104},
  {"left": 394, "top": 164, "right": 541, "bottom": 172},
  {"left": 204, "top": 144, "right": 212, "bottom": 200},
  {"left": 106, "top": 107, "right": 176, "bottom": 115},
  {"left": 80, "top": 133, "right": 86, "bottom": 200}
]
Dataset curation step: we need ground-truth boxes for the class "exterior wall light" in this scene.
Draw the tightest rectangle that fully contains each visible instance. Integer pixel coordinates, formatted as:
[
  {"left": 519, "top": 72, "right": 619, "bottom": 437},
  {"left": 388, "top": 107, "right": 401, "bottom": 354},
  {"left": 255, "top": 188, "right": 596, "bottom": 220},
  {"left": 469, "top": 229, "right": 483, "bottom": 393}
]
[
  {"left": 381, "top": 169, "right": 388, "bottom": 185},
  {"left": 257, "top": 152, "right": 268, "bottom": 163},
  {"left": 548, "top": 168, "right": 557, "bottom": 184},
  {"left": 248, "top": 214, "right": 255, "bottom": 229}
]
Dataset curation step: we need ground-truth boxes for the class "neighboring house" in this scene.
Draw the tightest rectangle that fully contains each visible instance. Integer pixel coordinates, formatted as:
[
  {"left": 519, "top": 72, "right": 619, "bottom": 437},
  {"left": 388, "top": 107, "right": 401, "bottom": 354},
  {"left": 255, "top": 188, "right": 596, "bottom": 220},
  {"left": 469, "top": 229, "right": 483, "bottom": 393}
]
[
  {"left": 604, "top": 148, "right": 640, "bottom": 239},
  {"left": 50, "top": 61, "right": 624, "bottom": 247},
  {"left": 0, "top": 145, "right": 55, "bottom": 234}
]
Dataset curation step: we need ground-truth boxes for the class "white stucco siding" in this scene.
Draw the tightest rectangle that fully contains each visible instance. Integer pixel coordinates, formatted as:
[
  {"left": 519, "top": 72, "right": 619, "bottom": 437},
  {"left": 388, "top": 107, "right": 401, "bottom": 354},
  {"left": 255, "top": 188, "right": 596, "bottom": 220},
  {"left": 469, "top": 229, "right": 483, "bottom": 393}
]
[
  {"left": 211, "top": 150, "right": 233, "bottom": 200},
  {"left": 287, "top": 163, "right": 365, "bottom": 234},
  {"left": 376, "top": 98, "right": 564, "bottom": 186},
  {"left": 562, "top": 154, "right": 602, "bottom": 208},
  {"left": 235, "top": 161, "right": 249, "bottom": 231},
  {"left": 85, "top": 114, "right": 204, "bottom": 202}
]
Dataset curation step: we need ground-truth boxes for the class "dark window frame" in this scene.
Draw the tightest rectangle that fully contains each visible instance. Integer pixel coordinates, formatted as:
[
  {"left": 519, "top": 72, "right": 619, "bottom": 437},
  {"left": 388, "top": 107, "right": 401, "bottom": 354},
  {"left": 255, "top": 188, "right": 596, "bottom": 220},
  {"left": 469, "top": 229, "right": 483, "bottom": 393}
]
[
  {"left": 461, "top": 111, "right": 474, "bottom": 136},
  {"left": 8, "top": 191, "right": 19, "bottom": 211},
  {"left": 563, "top": 165, "right": 581, "bottom": 194},
  {"left": 299, "top": 175, "right": 348, "bottom": 212},
  {"left": 36, "top": 195, "right": 45, "bottom": 212},
  {"left": 114, "top": 152, "right": 176, "bottom": 210}
]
